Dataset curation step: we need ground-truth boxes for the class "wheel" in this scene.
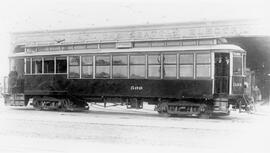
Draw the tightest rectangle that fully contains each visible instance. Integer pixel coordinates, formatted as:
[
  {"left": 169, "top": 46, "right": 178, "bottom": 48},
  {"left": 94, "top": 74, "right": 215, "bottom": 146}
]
[
  {"left": 156, "top": 103, "right": 170, "bottom": 117},
  {"left": 158, "top": 111, "right": 171, "bottom": 117},
  {"left": 59, "top": 99, "right": 68, "bottom": 111},
  {"left": 33, "top": 100, "right": 42, "bottom": 110},
  {"left": 198, "top": 113, "right": 212, "bottom": 119}
]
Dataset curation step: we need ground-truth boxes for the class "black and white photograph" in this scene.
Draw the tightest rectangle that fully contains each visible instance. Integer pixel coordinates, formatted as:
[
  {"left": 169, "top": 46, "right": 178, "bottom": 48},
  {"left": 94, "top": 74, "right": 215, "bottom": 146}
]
[{"left": 0, "top": 0, "right": 270, "bottom": 152}]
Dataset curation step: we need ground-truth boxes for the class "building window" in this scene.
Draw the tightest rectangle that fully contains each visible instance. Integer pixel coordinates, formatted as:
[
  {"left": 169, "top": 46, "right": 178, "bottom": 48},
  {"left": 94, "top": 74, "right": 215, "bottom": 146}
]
[
  {"left": 69, "top": 56, "right": 80, "bottom": 78},
  {"left": 32, "top": 58, "right": 42, "bottom": 74},
  {"left": 44, "top": 57, "right": 54, "bottom": 73},
  {"left": 196, "top": 53, "right": 211, "bottom": 78},
  {"left": 113, "top": 55, "right": 128, "bottom": 78},
  {"left": 163, "top": 54, "right": 177, "bottom": 78},
  {"left": 25, "top": 58, "right": 31, "bottom": 74},
  {"left": 179, "top": 54, "right": 194, "bottom": 77},
  {"left": 130, "top": 55, "right": 145, "bottom": 79},
  {"left": 148, "top": 55, "right": 161, "bottom": 78},
  {"left": 233, "top": 53, "right": 243, "bottom": 75},
  {"left": 56, "top": 57, "right": 67, "bottom": 73},
  {"left": 95, "top": 55, "right": 110, "bottom": 78}
]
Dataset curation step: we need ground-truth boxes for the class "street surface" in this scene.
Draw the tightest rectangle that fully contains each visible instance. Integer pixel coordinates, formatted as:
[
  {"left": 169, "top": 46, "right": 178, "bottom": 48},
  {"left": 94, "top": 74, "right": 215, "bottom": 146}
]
[{"left": 0, "top": 99, "right": 270, "bottom": 153}]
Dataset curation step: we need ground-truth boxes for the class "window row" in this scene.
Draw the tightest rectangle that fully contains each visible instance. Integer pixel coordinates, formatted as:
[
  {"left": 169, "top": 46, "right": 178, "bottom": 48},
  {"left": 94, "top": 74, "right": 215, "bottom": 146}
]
[
  {"left": 25, "top": 43, "right": 115, "bottom": 53},
  {"left": 24, "top": 53, "right": 211, "bottom": 79},
  {"left": 25, "top": 57, "right": 67, "bottom": 74},
  {"left": 69, "top": 53, "right": 211, "bottom": 79},
  {"left": 134, "top": 39, "right": 216, "bottom": 48},
  {"left": 24, "top": 39, "right": 217, "bottom": 53}
]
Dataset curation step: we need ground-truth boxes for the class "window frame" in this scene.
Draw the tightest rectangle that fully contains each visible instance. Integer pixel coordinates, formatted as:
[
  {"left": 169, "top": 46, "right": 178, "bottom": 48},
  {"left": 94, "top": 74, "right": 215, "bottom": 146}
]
[
  {"left": 129, "top": 54, "right": 146, "bottom": 79},
  {"left": 233, "top": 53, "right": 243, "bottom": 76},
  {"left": 112, "top": 55, "right": 128, "bottom": 79},
  {"left": 147, "top": 54, "right": 161, "bottom": 79},
  {"left": 32, "top": 57, "right": 43, "bottom": 74},
  {"left": 179, "top": 53, "right": 194, "bottom": 79},
  {"left": 56, "top": 56, "right": 67, "bottom": 74},
  {"left": 163, "top": 53, "right": 177, "bottom": 79},
  {"left": 195, "top": 53, "right": 211, "bottom": 78},
  {"left": 81, "top": 55, "right": 93, "bottom": 79},
  {"left": 43, "top": 57, "right": 55, "bottom": 74},
  {"left": 95, "top": 55, "right": 111, "bottom": 79},
  {"left": 68, "top": 56, "right": 80, "bottom": 79}
]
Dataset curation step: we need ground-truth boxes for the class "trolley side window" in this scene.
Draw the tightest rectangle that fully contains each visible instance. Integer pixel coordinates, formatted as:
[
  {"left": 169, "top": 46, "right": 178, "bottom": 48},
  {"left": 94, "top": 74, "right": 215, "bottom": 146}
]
[
  {"left": 32, "top": 58, "right": 42, "bottom": 74},
  {"left": 130, "top": 55, "right": 145, "bottom": 79},
  {"left": 100, "top": 43, "right": 116, "bottom": 49},
  {"left": 61, "top": 45, "right": 73, "bottom": 51},
  {"left": 81, "top": 56, "right": 93, "bottom": 78},
  {"left": 86, "top": 44, "right": 98, "bottom": 49},
  {"left": 163, "top": 54, "right": 177, "bottom": 79},
  {"left": 148, "top": 55, "right": 161, "bottom": 79},
  {"left": 26, "top": 47, "right": 36, "bottom": 53},
  {"left": 95, "top": 55, "right": 110, "bottom": 78},
  {"left": 233, "top": 53, "right": 243, "bottom": 75},
  {"left": 49, "top": 46, "right": 60, "bottom": 51},
  {"left": 112, "top": 55, "right": 128, "bottom": 78},
  {"left": 151, "top": 42, "right": 166, "bottom": 47},
  {"left": 182, "top": 40, "right": 197, "bottom": 46},
  {"left": 56, "top": 57, "right": 67, "bottom": 73},
  {"left": 134, "top": 42, "right": 151, "bottom": 48},
  {"left": 44, "top": 57, "right": 54, "bottom": 73},
  {"left": 37, "top": 46, "right": 49, "bottom": 52},
  {"left": 25, "top": 58, "right": 31, "bottom": 74},
  {"left": 74, "top": 44, "right": 86, "bottom": 50},
  {"left": 69, "top": 56, "right": 80, "bottom": 78},
  {"left": 10, "top": 59, "right": 24, "bottom": 76},
  {"left": 179, "top": 54, "right": 194, "bottom": 78},
  {"left": 196, "top": 53, "right": 211, "bottom": 78}
]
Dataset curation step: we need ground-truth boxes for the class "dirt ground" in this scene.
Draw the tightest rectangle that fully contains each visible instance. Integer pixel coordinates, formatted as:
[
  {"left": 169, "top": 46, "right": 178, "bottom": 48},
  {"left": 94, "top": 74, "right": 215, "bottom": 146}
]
[{"left": 1, "top": 99, "right": 270, "bottom": 153}]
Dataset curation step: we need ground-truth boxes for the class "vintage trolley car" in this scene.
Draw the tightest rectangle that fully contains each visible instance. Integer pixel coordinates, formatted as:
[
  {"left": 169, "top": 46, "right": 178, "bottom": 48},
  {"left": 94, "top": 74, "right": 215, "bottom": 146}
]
[{"left": 2, "top": 25, "right": 248, "bottom": 117}]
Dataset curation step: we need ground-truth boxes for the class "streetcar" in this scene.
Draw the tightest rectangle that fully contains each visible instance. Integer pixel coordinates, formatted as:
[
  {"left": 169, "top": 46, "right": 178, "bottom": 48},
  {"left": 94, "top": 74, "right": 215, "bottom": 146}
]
[{"left": 2, "top": 38, "right": 247, "bottom": 118}]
